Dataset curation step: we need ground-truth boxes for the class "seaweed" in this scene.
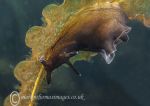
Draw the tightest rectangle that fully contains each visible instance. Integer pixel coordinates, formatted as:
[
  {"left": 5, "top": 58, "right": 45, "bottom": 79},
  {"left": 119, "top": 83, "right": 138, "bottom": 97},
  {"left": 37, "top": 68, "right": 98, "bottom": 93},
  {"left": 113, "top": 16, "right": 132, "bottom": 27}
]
[
  {"left": 115, "top": 0, "right": 150, "bottom": 27},
  {"left": 4, "top": 0, "right": 150, "bottom": 106}
]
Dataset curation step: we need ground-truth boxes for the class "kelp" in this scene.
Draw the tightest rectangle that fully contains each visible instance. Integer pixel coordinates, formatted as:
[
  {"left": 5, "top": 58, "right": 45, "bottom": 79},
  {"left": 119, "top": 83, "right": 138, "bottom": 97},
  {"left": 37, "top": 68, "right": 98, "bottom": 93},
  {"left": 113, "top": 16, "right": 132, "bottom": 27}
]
[
  {"left": 115, "top": 0, "right": 150, "bottom": 27},
  {"left": 4, "top": 0, "right": 150, "bottom": 106}
]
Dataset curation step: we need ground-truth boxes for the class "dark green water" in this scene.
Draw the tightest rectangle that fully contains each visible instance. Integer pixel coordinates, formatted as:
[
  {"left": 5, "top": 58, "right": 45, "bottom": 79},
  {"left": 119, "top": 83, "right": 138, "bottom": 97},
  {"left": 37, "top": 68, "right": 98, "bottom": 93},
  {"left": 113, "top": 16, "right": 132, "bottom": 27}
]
[{"left": 0, "top": 0, "right": 150, "bottom": 106}]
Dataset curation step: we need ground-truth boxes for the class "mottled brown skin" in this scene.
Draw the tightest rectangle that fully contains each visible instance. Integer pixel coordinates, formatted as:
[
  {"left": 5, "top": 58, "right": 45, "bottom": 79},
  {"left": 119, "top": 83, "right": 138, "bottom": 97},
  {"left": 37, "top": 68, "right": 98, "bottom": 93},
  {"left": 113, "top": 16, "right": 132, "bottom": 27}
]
[{"left": 40, "top": 8, "right": 131, "bottom": 84}]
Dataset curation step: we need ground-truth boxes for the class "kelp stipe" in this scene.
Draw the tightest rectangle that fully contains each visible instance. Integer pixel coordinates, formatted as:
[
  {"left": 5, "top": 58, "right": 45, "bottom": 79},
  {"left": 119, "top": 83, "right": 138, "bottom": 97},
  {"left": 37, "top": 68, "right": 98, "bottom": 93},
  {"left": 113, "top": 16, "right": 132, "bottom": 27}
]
[{"left": 4, "top": 0, "right": 150, "bottom": 106}]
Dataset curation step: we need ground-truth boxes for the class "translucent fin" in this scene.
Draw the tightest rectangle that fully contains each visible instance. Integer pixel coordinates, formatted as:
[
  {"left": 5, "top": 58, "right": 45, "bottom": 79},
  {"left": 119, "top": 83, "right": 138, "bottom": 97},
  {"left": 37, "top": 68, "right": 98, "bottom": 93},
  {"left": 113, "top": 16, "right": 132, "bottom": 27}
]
[{"left": 70, "top": 51, "right": 97, "bottom": 64}]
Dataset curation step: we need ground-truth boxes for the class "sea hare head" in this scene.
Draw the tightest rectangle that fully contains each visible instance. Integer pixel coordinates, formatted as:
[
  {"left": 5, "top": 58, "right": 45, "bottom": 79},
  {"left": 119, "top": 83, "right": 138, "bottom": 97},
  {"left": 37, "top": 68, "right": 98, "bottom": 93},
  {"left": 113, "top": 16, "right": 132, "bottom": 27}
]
[
  {"left": 99, "top": 20, "right": 132, "bottom": 64},
  {"left": 98, "top": 19, "right": 132, "bottom": 64},
  {"left": 66, "top": 5, "right": 132, "bottom": 64}
]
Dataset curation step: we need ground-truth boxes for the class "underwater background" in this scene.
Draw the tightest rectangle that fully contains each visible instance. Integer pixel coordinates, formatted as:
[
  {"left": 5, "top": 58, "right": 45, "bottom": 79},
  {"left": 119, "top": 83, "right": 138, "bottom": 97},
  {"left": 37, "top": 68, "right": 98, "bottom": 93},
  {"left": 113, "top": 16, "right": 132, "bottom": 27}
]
[{"left": 0, "top": 0, "right": 150, "bottom": 106}]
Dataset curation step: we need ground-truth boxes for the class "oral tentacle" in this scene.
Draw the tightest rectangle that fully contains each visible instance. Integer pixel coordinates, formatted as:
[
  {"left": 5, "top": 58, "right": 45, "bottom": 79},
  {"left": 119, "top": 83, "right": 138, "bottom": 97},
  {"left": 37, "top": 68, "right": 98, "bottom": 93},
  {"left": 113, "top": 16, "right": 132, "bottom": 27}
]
[
  {"left": 118, "top": 25, "right": 132, "bottom": 42},
  {"left": 100, "top": 49, "right": 116, "bottom": 64}
]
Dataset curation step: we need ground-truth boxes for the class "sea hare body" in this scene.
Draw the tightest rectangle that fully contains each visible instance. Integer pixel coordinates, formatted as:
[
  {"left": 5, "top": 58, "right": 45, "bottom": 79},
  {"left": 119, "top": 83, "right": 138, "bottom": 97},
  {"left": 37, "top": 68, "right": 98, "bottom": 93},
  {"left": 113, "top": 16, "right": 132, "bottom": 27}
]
[{"left": 42, "top": 6, "right": 131, "bottom": 83}]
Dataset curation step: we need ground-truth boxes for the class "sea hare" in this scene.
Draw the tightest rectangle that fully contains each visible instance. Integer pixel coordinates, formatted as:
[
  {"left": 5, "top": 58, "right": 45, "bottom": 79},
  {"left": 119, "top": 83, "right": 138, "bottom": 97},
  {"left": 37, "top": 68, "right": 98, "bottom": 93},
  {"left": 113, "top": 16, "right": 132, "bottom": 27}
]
[
  {"left": 4, "top": 0, "right": 150, "bottom": 106},
  {"left": 39, "top": 6, "right": 132, "bottom": 83}
]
